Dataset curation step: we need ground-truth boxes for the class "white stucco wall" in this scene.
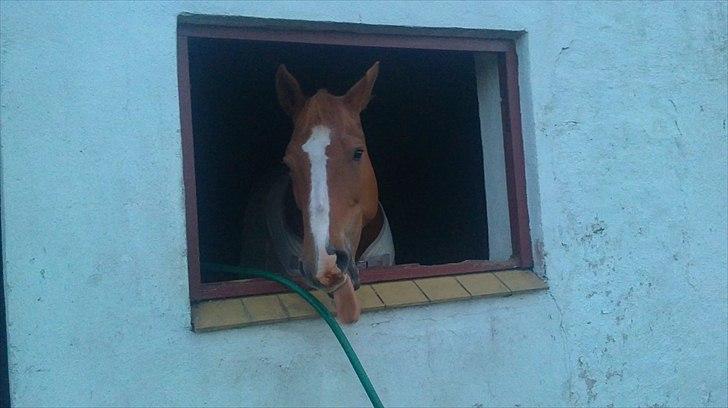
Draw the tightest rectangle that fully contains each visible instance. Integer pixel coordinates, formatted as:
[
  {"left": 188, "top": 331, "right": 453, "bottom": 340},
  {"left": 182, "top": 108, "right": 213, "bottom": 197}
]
[{"left": 1, "top": 1, "right": 726, "bottom": 406}]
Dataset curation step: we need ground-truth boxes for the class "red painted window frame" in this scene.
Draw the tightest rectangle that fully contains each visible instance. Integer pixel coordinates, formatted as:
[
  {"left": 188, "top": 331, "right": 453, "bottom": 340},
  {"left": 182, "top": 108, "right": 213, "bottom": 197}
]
[{"left": 177, "top": 19, "right": 532, "bottom": 301}]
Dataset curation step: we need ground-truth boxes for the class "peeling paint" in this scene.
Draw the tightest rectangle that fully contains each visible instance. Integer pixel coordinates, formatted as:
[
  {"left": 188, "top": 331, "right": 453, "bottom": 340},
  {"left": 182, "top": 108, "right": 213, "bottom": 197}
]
[{"left": 578, "top": 357, "right": 598, "bottom": 403}]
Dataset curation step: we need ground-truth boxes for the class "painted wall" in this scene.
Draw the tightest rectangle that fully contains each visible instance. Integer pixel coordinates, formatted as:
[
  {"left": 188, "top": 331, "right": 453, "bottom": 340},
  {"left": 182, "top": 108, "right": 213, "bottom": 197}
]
[{"left": 1, "top": 1, "right": 726, "bottom": 406}]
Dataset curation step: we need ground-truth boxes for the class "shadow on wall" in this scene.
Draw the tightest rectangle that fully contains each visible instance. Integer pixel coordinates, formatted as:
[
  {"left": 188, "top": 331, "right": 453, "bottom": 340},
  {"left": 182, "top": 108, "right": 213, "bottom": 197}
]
[{"left": 0, "top": 201, "right": 9, "bottom": 406}]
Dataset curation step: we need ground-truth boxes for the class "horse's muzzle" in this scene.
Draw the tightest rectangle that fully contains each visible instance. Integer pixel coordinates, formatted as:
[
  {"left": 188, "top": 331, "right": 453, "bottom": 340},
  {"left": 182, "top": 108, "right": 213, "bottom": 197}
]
[{"left": 297, "top": 251, "right": 360, "bottom": 291}]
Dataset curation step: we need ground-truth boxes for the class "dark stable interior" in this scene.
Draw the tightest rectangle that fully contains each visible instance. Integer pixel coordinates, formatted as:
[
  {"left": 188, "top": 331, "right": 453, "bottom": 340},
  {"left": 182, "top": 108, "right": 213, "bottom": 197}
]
[{"left": 187, "top": 37, "right": 489, "bottom": 283}]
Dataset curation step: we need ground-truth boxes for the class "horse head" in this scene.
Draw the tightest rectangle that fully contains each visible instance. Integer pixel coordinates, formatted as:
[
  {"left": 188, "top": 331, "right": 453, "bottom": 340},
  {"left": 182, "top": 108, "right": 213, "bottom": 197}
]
[{"left": 275, "top": 62, "right": 380, "bottom": 322}]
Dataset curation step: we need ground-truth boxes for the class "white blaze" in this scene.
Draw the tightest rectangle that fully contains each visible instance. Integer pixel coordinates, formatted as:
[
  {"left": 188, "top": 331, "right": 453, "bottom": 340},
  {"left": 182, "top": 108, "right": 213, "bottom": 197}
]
[{"left": 302, "top": 125, "right": 332, "bottom": 270}]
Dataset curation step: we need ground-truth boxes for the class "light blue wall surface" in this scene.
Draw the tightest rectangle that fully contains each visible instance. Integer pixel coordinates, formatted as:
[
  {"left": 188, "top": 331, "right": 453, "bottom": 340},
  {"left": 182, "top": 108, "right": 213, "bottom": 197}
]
[{"left": 1, "top": 1, "right": 726, "bottom": 406}]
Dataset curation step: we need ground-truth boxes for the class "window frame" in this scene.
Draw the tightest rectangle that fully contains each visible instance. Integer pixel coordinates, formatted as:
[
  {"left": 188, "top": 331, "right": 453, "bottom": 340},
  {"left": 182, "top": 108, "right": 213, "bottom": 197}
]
[{"left": 177, "top": 18, "right": 532, "bottom": 301}]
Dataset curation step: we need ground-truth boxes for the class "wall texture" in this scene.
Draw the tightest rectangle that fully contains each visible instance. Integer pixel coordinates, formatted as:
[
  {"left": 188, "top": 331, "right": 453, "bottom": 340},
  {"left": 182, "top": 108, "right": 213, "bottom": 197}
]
[{"left": 1, "top": 1, "right": 726, "bottom": 406}]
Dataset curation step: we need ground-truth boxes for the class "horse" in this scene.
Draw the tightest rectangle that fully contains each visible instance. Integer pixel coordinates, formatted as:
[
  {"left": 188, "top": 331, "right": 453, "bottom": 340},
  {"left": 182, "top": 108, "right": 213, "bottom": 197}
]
[{"left": 239, "top": 62, "right": 395, "bottom": 323}]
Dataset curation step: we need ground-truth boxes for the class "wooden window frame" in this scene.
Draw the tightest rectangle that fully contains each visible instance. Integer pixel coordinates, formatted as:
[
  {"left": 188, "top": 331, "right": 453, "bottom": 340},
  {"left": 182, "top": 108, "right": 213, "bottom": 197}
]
[{"left": 177, "top": 18, "right": 532, "bottom": 301}]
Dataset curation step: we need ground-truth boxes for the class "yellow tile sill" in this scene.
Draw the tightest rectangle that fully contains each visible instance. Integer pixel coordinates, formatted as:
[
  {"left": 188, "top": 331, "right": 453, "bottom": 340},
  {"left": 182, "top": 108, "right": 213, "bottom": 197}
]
[{"left": 191, "top": 269, "right": 548, "bottom": 332}]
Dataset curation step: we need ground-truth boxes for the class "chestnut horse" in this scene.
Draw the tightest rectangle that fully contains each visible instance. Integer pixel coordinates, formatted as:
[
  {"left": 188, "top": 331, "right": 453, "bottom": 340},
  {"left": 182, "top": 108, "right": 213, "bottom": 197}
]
[{"left": 240, "top": 62, "right": 394, "bottom": 323}]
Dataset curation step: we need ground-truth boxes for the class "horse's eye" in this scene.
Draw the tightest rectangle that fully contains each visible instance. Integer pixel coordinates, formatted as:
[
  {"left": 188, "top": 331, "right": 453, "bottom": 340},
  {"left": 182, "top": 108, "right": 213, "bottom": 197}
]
[{"left": 353, "top": 148, "right": 364, "bottom": 161}]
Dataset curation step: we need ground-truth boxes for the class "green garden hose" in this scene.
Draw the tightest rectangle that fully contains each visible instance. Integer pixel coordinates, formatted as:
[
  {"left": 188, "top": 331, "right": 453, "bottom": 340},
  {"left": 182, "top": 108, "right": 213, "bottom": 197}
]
[{"left": 201, "top": 263, "right": 384, "bottom": 408}]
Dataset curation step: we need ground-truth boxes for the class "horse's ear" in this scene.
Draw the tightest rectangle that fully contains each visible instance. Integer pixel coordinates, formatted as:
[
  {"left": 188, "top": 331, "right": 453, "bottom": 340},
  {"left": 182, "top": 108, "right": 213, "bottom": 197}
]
[
  {"left": 276, "top": 64, "right": 305, "bottom": 118},
  {"left": 344, "top": 61, "right": 379, "bottom": 112}
]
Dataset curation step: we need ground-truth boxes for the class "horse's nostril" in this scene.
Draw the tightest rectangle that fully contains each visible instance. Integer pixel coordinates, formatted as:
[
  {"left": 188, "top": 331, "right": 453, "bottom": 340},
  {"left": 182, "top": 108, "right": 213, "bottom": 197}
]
[{"left": 334, "top": 250, "right": 350, "bottom": 271}]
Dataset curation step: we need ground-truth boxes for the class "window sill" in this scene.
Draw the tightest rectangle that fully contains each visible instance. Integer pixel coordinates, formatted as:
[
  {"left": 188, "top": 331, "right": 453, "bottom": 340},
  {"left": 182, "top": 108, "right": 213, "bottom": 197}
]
[{"left": 191, "top": 269, "right": 547, "bottom": 332}]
